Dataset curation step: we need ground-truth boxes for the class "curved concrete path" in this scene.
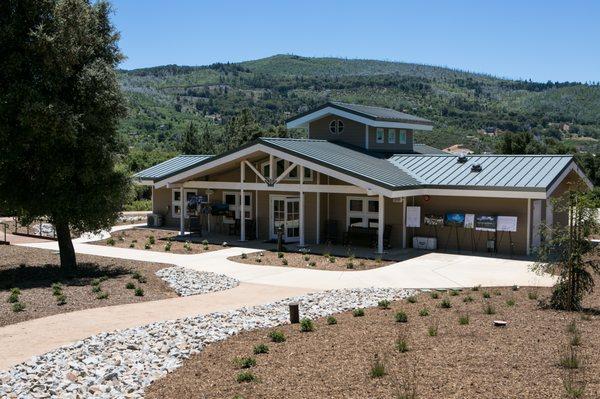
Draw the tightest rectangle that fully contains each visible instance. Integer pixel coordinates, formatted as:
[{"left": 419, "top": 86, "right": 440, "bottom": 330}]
[{"left": 0, "top": 282, "right": 314, "bottom": 370}]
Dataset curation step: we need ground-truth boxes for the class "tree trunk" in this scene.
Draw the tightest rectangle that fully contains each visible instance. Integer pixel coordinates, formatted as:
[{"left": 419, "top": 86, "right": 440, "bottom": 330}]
[{"left": 55, "top": 221, "right": 76, "bottom": 271}]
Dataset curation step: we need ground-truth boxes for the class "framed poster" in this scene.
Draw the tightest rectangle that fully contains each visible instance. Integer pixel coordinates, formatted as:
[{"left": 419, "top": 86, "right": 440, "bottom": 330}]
[
  {"left": 497, "top": 216, "right": 518, "bottom": 232},
  {"left": 444, "top": 213, "right": 465, "bottom": 227},
  {"left": 406, "top": 206, "right": 421, "bottom": 228},
  {"left": 475, "top": 215, "right": 497, "bottom": 232},
  {"left": 464, "top": 213, "right": 475, "bottom": 229},
  {"left": 424, "top": 215, "right": 444, "bottom": 226}
]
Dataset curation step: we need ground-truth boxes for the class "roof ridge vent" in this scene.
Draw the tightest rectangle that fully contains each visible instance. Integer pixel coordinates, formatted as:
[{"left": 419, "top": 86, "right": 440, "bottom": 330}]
[
  {"left": 457, "top": 154, "right": 468, "bottom": 163},
  {"left": 471, "top": 163, "right": 482, "bottom": 172}
]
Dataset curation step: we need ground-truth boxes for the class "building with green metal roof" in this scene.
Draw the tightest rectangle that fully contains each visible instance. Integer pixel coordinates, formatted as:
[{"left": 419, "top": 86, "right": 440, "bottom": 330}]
[{"left": 135, "top": 102, "right": 592, "bottom": 256}]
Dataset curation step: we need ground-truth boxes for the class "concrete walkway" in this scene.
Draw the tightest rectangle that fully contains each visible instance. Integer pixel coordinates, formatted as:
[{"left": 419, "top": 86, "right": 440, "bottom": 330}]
[{"left": 0, "top": 283, "right": 314, "bottom": 370}]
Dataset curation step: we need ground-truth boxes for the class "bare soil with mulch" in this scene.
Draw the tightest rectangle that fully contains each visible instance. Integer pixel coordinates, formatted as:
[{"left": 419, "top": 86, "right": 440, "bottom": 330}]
[
  {"left": 0, "top": 246, "right": 177, "bottom": 327},
  {"left": 229, "top": 250, "right": 393, "bottom": 271},
  {"left": 90, "top": 228, "right": 226, "bottom": 254},
  {"left": 146, "top": 284, "right": 600, "bottom": 399}
]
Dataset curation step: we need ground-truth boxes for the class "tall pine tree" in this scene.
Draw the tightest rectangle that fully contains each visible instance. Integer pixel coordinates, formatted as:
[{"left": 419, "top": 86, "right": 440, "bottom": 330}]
[{"left": 180, "top": 121, "right": 201, "bottom": 154}]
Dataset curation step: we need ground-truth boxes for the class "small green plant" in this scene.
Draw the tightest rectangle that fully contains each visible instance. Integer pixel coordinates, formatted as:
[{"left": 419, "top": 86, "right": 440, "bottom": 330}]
[
  {"left": 353, "top": 308, "right": 365, "bottom": 317},
  {"left": 300, "top": 317, "right": 315, "bottom": 332},
  {"left": 202, "top": 239, "right": 209, "bottom": 246},
  {"left": 369, "top": 354, "right": 386, "bottom": 378},
  {"left": 528, "top": 291, "right": 538, "bottom": 300},
  {"left": 308, "top": 261, "right": 316, "bottom": 267},
  {"left": 7, "top": 291, "right": 20, "bottom": 304},
  {"left": 51, "top": 283, "right": 62, "bottom": 296},
  {"left": 164, "top": 241, "right": 172, "bottom": 251},
  {"left": 253, "top": 344, "right": 269, "bottom": 354},
  {"left": 559, "top": 346, "right": 580, "bottom": 369},
  {"left": 281, "top": 259, "right": 288, "bottom": 266},
  {"left": 419, "top": 308, "right": 429, "bottom": 317},
  {"left": 12, "top": 302, "right": 25, "bottom": 312},
  {"left": 134, "top": 287, "right": 144, "bottom": 297},
  {"left": 458, "top": 314, "right": 470, "bottom": 325},
  {"left": 427, "top": 322, "right": 438, "bottom": 337},
  {"left": 234, "top": 356, "right": 256, "bottom": 369},
  {"left": 241, "top": 253, "right": 247, "bottom": 259},
  {"left": 567, "top": 320, "right": 579, "bottom": 335},
  {"left": 484, "top": 303, "right": 496, "bottom": 315},
  {"left": 570, "top": 333, "right": 581, "bottom": 347},
  {"left": 562, "top": 369, "right": 585, "bottom": 398},
  {"left": 406, "top": 296, "right": 417, "bottom": 304},
  {"left": 463, "top": 295, "right": 474, "bottom": 303},
  {"left": 126, "top": 282, "right": 135, "bottom": 289},
  {"left": 512, "top": 285, "right": 519, "bottom": 291},
  {"left": 56, "top": 294, "right": 67, "bottom": 306},
  {"left": 482, "top": 291, "right": 491, "bottom": 299},
  {"left": 277, "top": 252, "right": 284, "bottom": 258},
  {"left": 326, "top": 316, "right": 337, "bottom": 325},
  {"left": 449, "top": 289, "right": 459, "bottom": 296},
  {"left": 183, "top": 241, "right": 192, "bottom": 252},
  {"left": 328, "top": 256, "right": 336, "bottom": 263},
  {"left": 91, "top": 278, "right": 101, "bottom": 287},
  {"left": 91, "top": 285, "right": 102, "bottom": 293},
  {"left": 129, "top": 243, "right": 135, "bottom": 248},
  {"left": 395, "top": 311, "right": 408, "bottom": 323},
  {"left": 255, "top": 257, "right": 262, "bottom": 263},
  {"left": 144, "top": 242, "right": 151, "bottom": 250},
  {"left": 106, "top": 238, "right": 116, "bottom": 246},
  {"left": 440, "top": 298, "right": 452, "bottom": 309},
  {"left": 236, "top": 371, "right": 256, "bottom": 383},
  {"left": 506, "top": 298, "right": 516, "bottom": 307},
  {"left": 268, "top": 330, "right": 286, "bottom": 343},
  {"left": 303, "top": 255, "right": 310, "bottom": 262},
  {"left": 472, "top": 285, "right": 480, "bottom": 292},
  {"left": 131, "top": 239, "right": 137, "bottom": 244},
  {"left": 378, "top": 299, "right": 391, "bottom": 309},
  {"left": 395, "top": 334, "right": 409, "bottom": 353},
  {"left": 346, "top": 261, "right": 354, "bottom": 269},
  {"left": 430, "top": 292, "right": 439, "bottom": 299},
  {"left": 375, "top": 256, "right": 382, "bottom": 264},
  {"left": 203, "top": 244, "right": 209, "bottom": 250},
  {"left": 148, "top": 235, "right": 155, "bottom": 245},
  {"left": 96, "top": 291, "right": 109, "bottom": 300},
  {"left": 493, "top": 290, "right": 502, "bottom": 296}
]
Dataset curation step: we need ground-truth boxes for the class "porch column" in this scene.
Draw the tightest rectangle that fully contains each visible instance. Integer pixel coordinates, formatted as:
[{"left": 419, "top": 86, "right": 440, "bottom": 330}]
[
  {"left": 179, "top": 184, "right": 185, "bottom": 235},
  {"left": 299, "top": 166, "right": 305, "bottom": 246},
  {"left": 526, "top": 198, "right": 531, "bottom": 255},
  {"left": 545, "top": 200, "right": 553, "bottom": 240},
  {"left": 402, "top": 197, "right": 407, "bottom": 249},
  {"left": 240, "top": 162, "right": 246, "bottom": 241},
  {"left": 316, "top": 172, "right": 320, "bottom": 244},
  {"left": 377, "top": 194, "right": 384, "bottom": 254}
]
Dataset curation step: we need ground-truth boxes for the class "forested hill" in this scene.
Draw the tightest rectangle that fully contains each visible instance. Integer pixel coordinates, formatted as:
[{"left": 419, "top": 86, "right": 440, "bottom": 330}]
[{"left": 118, "top": 54, "right": 600, "bottom": 166}]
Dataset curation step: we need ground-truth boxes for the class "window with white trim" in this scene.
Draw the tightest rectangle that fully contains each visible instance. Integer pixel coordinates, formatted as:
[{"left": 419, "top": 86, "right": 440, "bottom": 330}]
[
  {"left": 347, "top": 197, "right": 380, "bottom": 229},
  {"left": 376, "top": 128, "right": 384, "bottom": 143},
  {"left": 399, "top": 129, "right": 407, "bottom": 144},
  {"left": 388, "top": 129, "right": 396, "bottom": 144},
  {"left": 260, "top": 158, "right": 312, "bottom": 181},
  {"left": 329, "top": 119, "right": 344, "bottom": 134},
  {"left": 223, "top": 191, "right": 252, "bottom": 223},
  {"left": 172, "top": 189, "right": 197, "bottom": 218}
]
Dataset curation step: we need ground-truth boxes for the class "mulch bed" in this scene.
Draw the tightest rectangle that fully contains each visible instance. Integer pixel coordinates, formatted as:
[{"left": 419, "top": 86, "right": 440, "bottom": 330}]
[
  {"left": 0, "top": 246, "right": 177, "bottom": 327},
  {"left": 90, "top": 228, "right": 226, "bottom": 254},
  {"left": 146, "top": 284, "right": 600, "bottom": 399},
  {"left": 228, "top": 250, "right": 393, "bottom": 271}
]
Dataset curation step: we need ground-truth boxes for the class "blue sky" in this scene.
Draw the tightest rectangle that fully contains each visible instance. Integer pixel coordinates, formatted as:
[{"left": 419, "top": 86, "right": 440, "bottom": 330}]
[{"left": 111, "top": 0, "right": 600, "bottom": 82}]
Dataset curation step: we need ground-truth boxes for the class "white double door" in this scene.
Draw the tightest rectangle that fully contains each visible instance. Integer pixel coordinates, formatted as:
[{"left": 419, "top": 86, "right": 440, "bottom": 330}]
[{"left": 270, "top": 195, "right": 300, "bottom": 242}]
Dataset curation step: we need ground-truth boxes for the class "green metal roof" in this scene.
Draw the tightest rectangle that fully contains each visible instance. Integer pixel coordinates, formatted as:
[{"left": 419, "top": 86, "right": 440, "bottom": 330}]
[
  {"left": 413, "top": 143, "right": 446, "bottom": 155},
  {"left": 133, "top": 155, "right": 212, "bottom": 181}
]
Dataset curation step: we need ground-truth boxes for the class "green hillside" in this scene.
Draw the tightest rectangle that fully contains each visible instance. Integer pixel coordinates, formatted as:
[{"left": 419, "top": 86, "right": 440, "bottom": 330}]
[{"left": 118, "top": 54, "right": 600, "bottom": 162}]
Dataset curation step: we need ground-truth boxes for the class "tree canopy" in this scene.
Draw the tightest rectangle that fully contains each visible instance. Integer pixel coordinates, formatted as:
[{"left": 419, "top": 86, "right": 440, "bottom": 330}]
[{"left": 0, "top": 0, "right": 129, "bottom": 269}]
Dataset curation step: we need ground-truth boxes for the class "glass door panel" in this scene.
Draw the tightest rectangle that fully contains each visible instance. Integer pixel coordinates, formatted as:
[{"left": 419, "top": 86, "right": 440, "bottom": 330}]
[{"left": 285, "top": 199, "right": 300, "bottom": 241}]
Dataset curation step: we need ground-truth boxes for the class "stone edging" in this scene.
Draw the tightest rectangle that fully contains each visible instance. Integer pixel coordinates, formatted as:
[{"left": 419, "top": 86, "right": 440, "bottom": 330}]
[{"left": 155, "top": 266, "right": 240, "bottom": 296}]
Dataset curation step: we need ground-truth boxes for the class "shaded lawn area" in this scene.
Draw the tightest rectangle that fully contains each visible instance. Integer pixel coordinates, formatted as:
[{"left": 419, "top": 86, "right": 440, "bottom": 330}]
[
  {"left": 0, "top": 246, "right": 177, "bottom": 327},
  {"left": 146, "top": 283, "right": 600, "bottom": 399}
]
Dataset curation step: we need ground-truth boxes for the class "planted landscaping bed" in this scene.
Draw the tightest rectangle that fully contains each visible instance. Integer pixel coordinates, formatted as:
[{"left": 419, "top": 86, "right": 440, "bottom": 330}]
[
  {"left": 0, "top": 246, "right": 177, "bottom": 326},
  {"left": 146, "top": 285, "right": 600, "bottom": 399},
  {"left": 90, "top": 228, "right": 226, "bottom": 254},
  {"left": 228, "top": 250, "right": 393, "bottom": 271}
]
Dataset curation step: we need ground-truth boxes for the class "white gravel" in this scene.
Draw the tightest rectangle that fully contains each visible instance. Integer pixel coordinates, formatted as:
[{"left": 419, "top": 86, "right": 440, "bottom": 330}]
[
  {"left": 0, "top": 288, "right": 414, "bottom": 398},
  {"left": 155, "top": 267, "right": 240, "bottom": 296}
]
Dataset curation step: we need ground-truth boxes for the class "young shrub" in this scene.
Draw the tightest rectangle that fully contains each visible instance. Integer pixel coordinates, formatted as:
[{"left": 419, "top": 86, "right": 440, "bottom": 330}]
[
  {"left": 430, "top": 292, "right": 439, "bottom": 299},
  {"left": 241, "top": 253, "right": 248, "bottom": 259},
  {"left": 512, "top": 285, "right": 520, "bottom": 291},
  {"left": 300, "top": 318, "right": 315, "bottom": 332},
  {"left": 255, "top": 257, "right": 262, "bottom": 263},
  {"left": 459, "top": 314, "right": 470, "bottom": 325},
  {"left": 56, "top": 294, "right": 67, "bottom": 306},
  {"left": 131, "top": 239, "right": 138, "bottom": 244},
  {"left": 308, "top": 261, "right": 316, "bottom": 267},
  {"left": 164, "top": 241, "right": 172, "bottom": 252},
  {"left": 378, "top": 299, "right": 391, "bottom": 310},
  {"left": 326, "top": 316, "right": 338, "bottom": 325},
  {"left": 99, "top": 276, "right": 108, "bottom": 282},
  {"left": 91, "top": 285, "right": 102, "bottom": 293},
  {"left": 419, "top": 308, "right": 429, "bottom": 317},
  {"left": 253, "top": 344, "right": 269, "bottom": 355},
  {"left": 277, "top": 252, "right": 284, "bottom": 259},
  {"left": 91, "top": 278, "right": 101, "bottom": 287},
  {"left": 440, "top": 298, "right": 452, "bottom": 309},
  {"left": 148, "top": 235, "right": 155, "bottom": 245},
  {"left": 10, "top": 287, "right": 21, "bottom": 296},
  {"left": 234, "top": 357, "right": 256, "bottom": 369},
  {"left": 562, "top": 369, "right": 585, "bottom": 399},
  {"left": 472, "top": 285, "right": 481, "bottom": 292},
  {"left": 129, "top": 243, "right": 135, "bottom": 248},
  {"left": 559, "top": 345, "right": 580, "bottom": 369},
  {"left": 183, "top": 241, "right": 192, "bottom": 252},
  {"left": 463, "top": 295, "right": 474, "bottom": 303},
  {"left": 144, "top": 242, "right": 151, "bottom": 250},
  {"left": 506, "top": 298, "right": 516, "bottom": 307},
  {"left": 202, "top": 244, "right": 209, "bottom": 250},
  {"left": 406, "top": 296, "right": 417, "bottom": 304},
  {"left": 323, "top": 252, "right": 331, "bottom": 258},
  {"left": 395, "top": 311, "right": 408, "bottom": 323},
  {"left": 12, "top": 302, "right": 25, "bottom": 312},
  {"left": 125, "top": 282, "right": 135, "bottom": 289},
  {"left": 566, "top": 320, "right": 579, "bottom": 335},
  {"left": 482, "top": 291, "right": 491, "bottom": 299},
  {"left": 346, "top": 261, "right": 354, "bottom": 269},
  {"left": 375, "top": 256, "right": 382, "bottom": 264},
  {"left": 494, "top": 290, "right": 502, "bottom": 296},
  {"left": 570, "top": 333, "right": 581, "bottom": 347},
  {"left": 106, "top": 238, "right": 116, "bottom": 246},
  {"left": 528, "top": 291, "right": 538, "bottom": 300},
  {"left": 328, "top": 256, "right": 336, "bottom": 263},
  {"left": 202, "top": 239, "right": 209, "bottom": 246},
  {"left": 268, "top": 330, "right": 286, "bottom": 343},
  {"left": 51, "top": 282, "right": 63, "bottom": 296},
  {"left": 236, "top": 371, "right": 256, "bottom": 383},
  {"left": 7, "top": 291, "right": 20, "bottom": 304},
  {"left": 281, "top": 259, "right": 288, "bottom": 266},
  {"left": 303, "top": 255, "right": 310, "bottom": 262},
  {"left": 96, "top": 291, "right": 109, "bottom": 300},
  {"left": 353, "top": 308, "right": 365, "bottom": 317},
  {"left": 449, "top": 289, "right": 459, "bottom": 296},
  {"left": 369, "top": 354, "right": 386, "bottom": 378},
  {"left": 427, "top": 322, "right": 438, "bottom": 337},
  {"left": 395, "top": 334, "right": 409, "bottom": 353},
  {"left": 484, "top": 303, "right": 496, "bottom": 315},
  {"left": 134, "top": 287, "right": 144, "bottom": 297}
]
